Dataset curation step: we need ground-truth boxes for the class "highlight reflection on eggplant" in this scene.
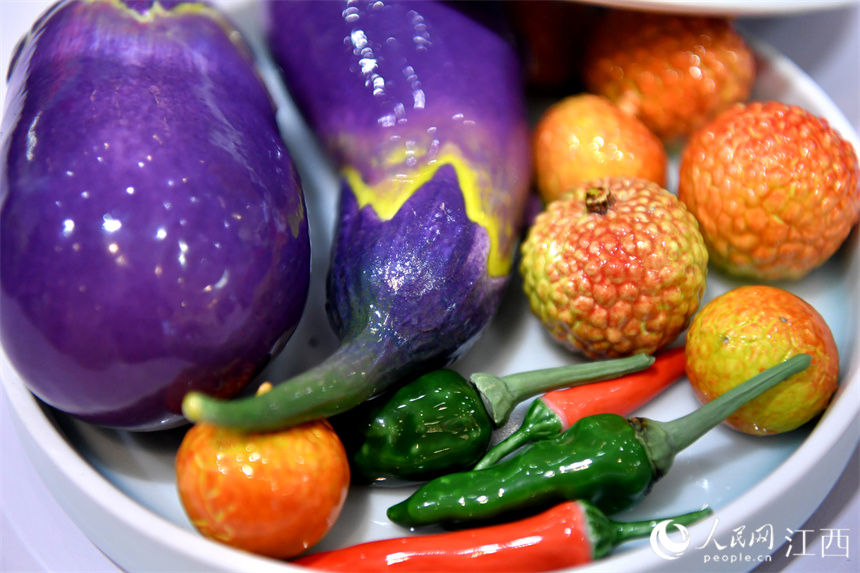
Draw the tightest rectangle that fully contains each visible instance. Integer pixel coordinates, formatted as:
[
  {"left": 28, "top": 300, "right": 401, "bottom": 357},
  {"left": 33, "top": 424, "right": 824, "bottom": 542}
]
[
  {"left": 1, "top": 0, "right": 311, "bottom": 430},
  {"left": 182, "top": 0, "right": 532, "bottom": 431}
]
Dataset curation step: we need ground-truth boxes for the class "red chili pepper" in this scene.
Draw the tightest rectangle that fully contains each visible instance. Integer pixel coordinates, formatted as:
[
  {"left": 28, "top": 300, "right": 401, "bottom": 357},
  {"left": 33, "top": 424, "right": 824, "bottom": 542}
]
[
  {"left": 294, "top": 500, "right": 710, "bottom": 572},
  {"left": 474, "top": 346, "right": 686, "bottom": 469}
]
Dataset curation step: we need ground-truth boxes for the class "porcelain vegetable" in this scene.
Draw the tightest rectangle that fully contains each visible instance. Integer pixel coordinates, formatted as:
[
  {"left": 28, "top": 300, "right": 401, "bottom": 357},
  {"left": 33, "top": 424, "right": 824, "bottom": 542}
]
[
  {"left": 388, "top": 354, "right": 810, "bottom": 527},
  {"left": 182, "top": 0, "right": 531, "bottom": 430},
  {"left": 0, "top": 0, "right": 311, "bottom": 429},
  {"left": 297, "top": 500, "right": 711, "bottom": 572},
  {"left": 337, "top": 354, "right": 654, "bottom": 483},
  {"left": 474, "top": 345, "right": 687, "bottom": 470}
]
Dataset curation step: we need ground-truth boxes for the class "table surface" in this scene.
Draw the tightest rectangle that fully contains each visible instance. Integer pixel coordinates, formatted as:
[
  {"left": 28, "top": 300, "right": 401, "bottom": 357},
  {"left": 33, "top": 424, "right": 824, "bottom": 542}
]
[{"left": 2, "top": 3, "right": 859, "bottom": 573}]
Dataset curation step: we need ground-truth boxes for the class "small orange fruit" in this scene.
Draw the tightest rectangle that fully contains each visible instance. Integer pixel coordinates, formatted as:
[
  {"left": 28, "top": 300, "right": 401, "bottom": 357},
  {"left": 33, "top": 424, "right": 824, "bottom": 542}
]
[
  {"left": 176, "top": 418, "right": 350, "bottom": 559},
  {"left": 685, "top": 285, "right": 839, "bottom": 435},
  {"left": 678, "top": 101, "right": 860, "bottom": 280},
  {"left": 532, "top": 94, "right": 667, "bottom": 204},
  {"left": 520, "top": 176, "right": 708, "bottom": 359},
  {"left": 583, "top": 11, "right": 755, "bottom": 143}
]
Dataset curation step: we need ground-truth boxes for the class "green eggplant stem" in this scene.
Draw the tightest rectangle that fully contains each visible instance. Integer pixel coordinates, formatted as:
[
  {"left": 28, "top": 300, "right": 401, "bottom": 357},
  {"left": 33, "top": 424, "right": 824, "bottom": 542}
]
[
  {"left": 183, "top": 339, "right": 655, "bottom": 432},
  {"left": 182, "top": 331, "right": 392, "bottom": 431},
  {"left": 635, "top": 353, "right": 812, "bottom": 479},
  {"left": 471, "top": 353, "right": 655, "bottom": 426}
]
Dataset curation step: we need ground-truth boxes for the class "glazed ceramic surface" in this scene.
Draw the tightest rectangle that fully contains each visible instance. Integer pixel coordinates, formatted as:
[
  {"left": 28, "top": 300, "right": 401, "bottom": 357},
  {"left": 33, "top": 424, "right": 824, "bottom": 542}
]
[
  {"left": 0, "top": 0, "right": 310, "bottom": 430},
  {"left": 1, "top": 1, "right": 858, "bottom": 572}
]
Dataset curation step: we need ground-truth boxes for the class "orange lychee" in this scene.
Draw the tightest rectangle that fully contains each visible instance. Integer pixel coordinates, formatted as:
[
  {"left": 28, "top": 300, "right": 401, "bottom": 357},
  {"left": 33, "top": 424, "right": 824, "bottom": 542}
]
[
  {"left": 685, "top": 285, "right": 839, "bottom": 435},
  {"left": 678, "top": 101, "right": 860, "bottom": 281}
]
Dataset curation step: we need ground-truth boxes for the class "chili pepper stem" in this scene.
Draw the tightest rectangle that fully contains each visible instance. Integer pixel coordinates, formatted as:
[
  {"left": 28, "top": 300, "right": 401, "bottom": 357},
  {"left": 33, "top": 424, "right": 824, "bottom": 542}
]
[
  {"left": 471, "top": 353, "right": 655, "bottom": 426},
  {"left": 614, "top": 507, "right": 712, "bottom": 544},
  {"left": 473, "top": 399, "right": 562, "bottom": 469},
  {"left": 634, "top": 353, "right": 812, "bottom": 480},
  {"left": 182, "top": 330, "right": 395, "bottom": 431},
  {"left": 301, "top": 500, "right": 712, "bottom": 572},
  {"left": 586, "top": 502, "right": 713, "bottom": 560}
]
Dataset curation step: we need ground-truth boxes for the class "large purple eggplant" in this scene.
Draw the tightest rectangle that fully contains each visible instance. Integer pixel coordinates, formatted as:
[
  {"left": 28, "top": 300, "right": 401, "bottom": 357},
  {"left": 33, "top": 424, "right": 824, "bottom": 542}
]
[
  {"left": 0, "top": 0, "right": 311, "bottom": 430},
  {"left": 182, "top": 0, "right": 531, "bottom": 430}
]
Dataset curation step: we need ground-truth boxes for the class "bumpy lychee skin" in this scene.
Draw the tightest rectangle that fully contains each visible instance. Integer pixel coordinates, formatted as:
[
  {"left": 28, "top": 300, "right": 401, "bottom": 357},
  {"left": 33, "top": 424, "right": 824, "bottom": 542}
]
[
  {"left": 520, "top": 177, "right": 708, "bottom": 359},
  {"left": 533, "top": 94, "right": 668, "bottom": 204},
  {"left": 583, "top": 11, "right": 755, "bottom": 143},
  {"left": 685, "top": 286, "right": 839, "bottom": 435},
  {"left": 679, "top": 101, "right": 860, "bottom": 281}
]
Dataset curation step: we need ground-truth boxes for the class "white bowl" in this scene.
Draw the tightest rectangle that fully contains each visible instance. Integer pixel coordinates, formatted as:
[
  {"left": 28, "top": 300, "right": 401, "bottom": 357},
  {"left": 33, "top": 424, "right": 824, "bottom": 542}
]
[{"left": 2, "top": 2, "right": 858, "bottom": 572}]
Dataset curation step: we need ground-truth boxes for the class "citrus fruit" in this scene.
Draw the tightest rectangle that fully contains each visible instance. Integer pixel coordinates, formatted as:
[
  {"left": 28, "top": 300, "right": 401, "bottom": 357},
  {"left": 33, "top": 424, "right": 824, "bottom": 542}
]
[
  {"left": 520, "top": 176, "right": 708, "bottom": 359},
  {"left": 685, "top": 285, "right": 839, "bottom": 435},
  {"left": 678, "top": 101, "right": 860, "bottom": 281},
  {"left": 532, "top": 94, "right": 667, "bottom": 204},
  {"left": 175, "top": 418, "right": 350, "bottom": 559},
  {"left": 583, "top": 11, "right": 755, "bottom": 143}
]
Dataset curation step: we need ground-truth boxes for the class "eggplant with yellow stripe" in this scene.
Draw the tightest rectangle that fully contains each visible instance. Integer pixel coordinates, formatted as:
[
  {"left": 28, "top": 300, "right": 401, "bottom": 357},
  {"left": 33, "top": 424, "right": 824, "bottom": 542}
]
[{"left": 182, "top": 0, "right": 531, "bottom": 430}]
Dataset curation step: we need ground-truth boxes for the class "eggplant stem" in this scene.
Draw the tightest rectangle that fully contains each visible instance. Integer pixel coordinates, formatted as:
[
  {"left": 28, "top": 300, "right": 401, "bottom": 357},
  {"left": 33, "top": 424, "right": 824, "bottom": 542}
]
[{"left": 182, "top": 330, "right": 394, "bottom": 431}]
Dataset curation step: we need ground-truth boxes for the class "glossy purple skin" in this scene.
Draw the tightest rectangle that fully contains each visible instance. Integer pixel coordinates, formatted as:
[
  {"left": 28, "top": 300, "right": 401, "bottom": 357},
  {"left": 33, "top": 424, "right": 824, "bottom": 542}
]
[
  {"left": 266, "top": 0, "right": 530, "bottom": 381},
  {"left": 327, "top": 165, "right": 504, "bottom": 387},
  {"left": 0, "top": 0, "right": 311, "bottom": 430}
]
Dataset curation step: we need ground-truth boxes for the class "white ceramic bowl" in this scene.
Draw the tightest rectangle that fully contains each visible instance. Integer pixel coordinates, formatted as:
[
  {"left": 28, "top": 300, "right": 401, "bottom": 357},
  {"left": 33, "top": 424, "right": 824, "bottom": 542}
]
[{"left": 2, "top": 2, "right": 858, "bottom": 572}]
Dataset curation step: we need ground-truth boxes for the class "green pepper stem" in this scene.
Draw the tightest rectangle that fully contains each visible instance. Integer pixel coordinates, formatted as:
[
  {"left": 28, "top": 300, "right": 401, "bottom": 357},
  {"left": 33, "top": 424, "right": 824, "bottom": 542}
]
[
  {"left": 613, "top": 507, "right": 712, "bottom": 543},
  {"left": 580, "top": 499, "right": 712, "bottom": 560},
  {"left": 608, "top": 506, "right": 713, "bottom": 558},
  {"left": 634, "top": 353, "right": 812, "bottom": 480},
  {"left": 470, "top": 353, "right": 655, "bottom": 427},
  {"left": 473, "top": 399, "right": 562, "bottom": 469},
  {"left": 182, "top": 330, "right": 397, "bottom": 431}
]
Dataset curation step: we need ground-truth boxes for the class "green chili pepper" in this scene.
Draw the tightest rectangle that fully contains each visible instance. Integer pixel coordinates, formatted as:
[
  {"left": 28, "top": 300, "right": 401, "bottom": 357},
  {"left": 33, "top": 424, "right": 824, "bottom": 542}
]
[
  {"left": 387, "top": 353, "right": 811, "bottom": 528},
  {"left": 333, "top": 354, "right": 655, "bottom": 483},
  {"left": 474, "top": 346, "right": 687, "bottom": 470}
]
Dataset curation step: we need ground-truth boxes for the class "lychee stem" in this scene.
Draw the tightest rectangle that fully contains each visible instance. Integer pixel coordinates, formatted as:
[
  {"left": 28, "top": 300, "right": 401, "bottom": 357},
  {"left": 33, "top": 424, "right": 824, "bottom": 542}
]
[
  {"left": 585, "top": 186, "right": 616, "bottom": 214},
  {"left": 632, "top": 353, "right": 812, "bottom": 480}
]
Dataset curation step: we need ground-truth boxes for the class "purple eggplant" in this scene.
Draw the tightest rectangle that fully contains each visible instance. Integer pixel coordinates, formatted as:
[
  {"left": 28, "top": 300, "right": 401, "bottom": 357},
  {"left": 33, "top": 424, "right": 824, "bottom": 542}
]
[
  {"left": 0, "top": 0, "right": 311, "bottom": 430},
  {"left": 181, "top": 0, "right": 531, "bottom": 430}
]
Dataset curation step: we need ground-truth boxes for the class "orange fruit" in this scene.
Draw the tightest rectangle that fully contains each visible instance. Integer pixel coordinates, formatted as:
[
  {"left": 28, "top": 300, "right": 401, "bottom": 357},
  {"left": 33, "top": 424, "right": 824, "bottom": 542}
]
[
  {"left": 685, "top": 285, "right": 839, "bottom": 435},
  {"left": 520, "top": 176, "right": 707, "bottom": 359},
  {"left": 532, "top": 94, "right": 667, "bottom": 204},
  {"left": 175, "top": 419, "right": 350, "bottom": 559},
  {"left": 583, "top": 11, "right": 755, "bottom": 143},
  {"left": 678, "top": 101, "right": 860, "bottom": 280}
]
